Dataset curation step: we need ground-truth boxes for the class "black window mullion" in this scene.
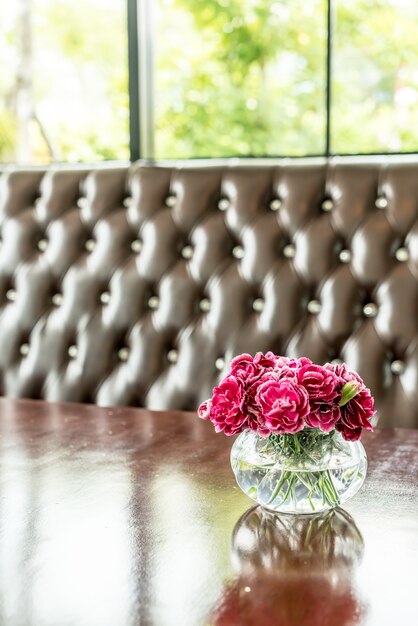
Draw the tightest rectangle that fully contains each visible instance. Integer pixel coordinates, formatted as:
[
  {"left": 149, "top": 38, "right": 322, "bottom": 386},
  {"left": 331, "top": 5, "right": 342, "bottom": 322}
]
[
  {"left": 325, "top": 0, "right": 333, "bottom": 157},
  {"left": 127, "top": 0, "right": 140, "bottom": 161}
]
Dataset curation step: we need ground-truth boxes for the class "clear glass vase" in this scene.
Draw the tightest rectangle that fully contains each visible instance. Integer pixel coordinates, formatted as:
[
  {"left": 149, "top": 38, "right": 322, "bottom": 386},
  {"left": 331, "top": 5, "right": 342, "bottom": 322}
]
[{"left": 230, "top": 428, "right": 367, "bottom": 514}]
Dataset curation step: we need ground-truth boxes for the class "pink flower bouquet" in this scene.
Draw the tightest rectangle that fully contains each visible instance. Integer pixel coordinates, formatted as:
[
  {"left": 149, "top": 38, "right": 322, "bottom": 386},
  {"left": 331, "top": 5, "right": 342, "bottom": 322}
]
[
  {"left": 198, "top": 353, "right": 375, "bottom": 513},
  {"left": 198, "top": 353, "right": 375, "bottom": 441}
]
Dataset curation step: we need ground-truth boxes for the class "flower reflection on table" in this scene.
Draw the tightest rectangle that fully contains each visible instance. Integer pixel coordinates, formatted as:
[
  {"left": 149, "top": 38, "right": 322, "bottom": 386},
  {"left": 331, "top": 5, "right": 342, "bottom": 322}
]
[{"left": 210, "top": 507, "right": 366, "bottom": 626}]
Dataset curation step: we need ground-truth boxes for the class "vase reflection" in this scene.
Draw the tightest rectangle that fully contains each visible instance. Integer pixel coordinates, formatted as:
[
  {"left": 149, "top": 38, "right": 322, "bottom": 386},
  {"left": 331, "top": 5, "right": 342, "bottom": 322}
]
[{"left": 211, "top": 507, "right": 366, "bottom": 626}]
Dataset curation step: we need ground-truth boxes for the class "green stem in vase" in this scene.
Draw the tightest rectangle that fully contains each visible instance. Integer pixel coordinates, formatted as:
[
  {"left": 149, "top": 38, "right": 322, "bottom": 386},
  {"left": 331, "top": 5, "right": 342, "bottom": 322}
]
[
  {"left": 259, "top": 429, "right": 346, "bottom": 510},
  {"left": 282, "top": 473, "right": 297, "bottom": 503},
  {"left": 267, "top": 470, "right": 289, "bottom": 504}
]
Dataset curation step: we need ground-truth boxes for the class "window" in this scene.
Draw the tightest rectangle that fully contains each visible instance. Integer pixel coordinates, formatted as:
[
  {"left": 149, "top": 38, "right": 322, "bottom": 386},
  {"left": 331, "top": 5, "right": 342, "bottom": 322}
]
[
  {"left": 0, "top": 0, "right": 129, "bottom": 164},
  {"left": 154, "top": 0, "right": 327, "bottom": 158},
  {"left": 1, "top": 0, "right": 418, "bottom": 163},
  {"left": 333, "top": 0, "right": 418, "bottom": 154}
]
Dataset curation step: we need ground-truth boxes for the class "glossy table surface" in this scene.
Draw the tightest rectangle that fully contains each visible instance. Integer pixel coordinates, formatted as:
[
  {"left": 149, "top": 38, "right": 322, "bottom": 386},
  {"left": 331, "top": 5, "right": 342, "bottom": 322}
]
[{"left": 0, "top": 398, "right": 417, "bottom": 626}]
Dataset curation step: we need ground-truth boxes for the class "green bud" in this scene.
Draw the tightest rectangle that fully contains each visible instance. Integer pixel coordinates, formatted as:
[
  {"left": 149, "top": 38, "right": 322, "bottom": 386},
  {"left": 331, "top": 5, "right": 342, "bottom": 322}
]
[{"left": 339, "top": 381, "right": 360, "bottom": 407}]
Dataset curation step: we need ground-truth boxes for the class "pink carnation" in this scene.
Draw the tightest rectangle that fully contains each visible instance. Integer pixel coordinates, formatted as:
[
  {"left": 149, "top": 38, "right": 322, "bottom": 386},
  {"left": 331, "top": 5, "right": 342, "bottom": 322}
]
[
  {"left": 198, "top": 400, "right": 211, "bottom": 420},
  {"left": 337, "top": 388, "right": 375, "bottom": 441},
  {"left": 325, "top": 362, "right": 364, "bottom": 388},
  {"left": 256, "top": 377, "right": 309, "bottom": 434},
  {"left": 230, "top": 353, "right": 256, "bottom": 380},
  {"left": 254, "top": 351, "right": 277, "bottom": 368},
  {"left": 297, "top": 363, "right": 340, "bottom": 405},
  {"left": 208, "top": 374, "right": 248, "bottom": 435},
  {"left": 306, "top": 404, "right": 341, "bottom": 432}
]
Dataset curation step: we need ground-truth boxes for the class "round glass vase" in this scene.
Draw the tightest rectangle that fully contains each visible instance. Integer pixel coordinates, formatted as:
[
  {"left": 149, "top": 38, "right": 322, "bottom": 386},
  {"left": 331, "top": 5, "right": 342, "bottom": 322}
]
[{"left": 230, "top": 428, "right": 367, "bottom": 514}]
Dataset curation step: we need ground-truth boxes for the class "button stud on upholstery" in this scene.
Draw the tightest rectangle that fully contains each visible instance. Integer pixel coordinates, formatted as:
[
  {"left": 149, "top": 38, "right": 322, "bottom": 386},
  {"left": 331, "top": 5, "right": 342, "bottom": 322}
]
[
  {"left": 252, "top": 298, "right": 265, "bottom": 312},
  {"left": 6, "top": 289, "right": 16, "bottom": 302},
  {"left": 363, "top": 303, "right": 378, "bottom": 318},
  {"left": 131, "top": 239, "right": 142, "bottom": 254},
  {"left": 100, "top": 291, "right": 110, "bottom": 304},
  {"left": 68, "top": 345, "right": 78, "bottom": 359},
  {"left": 307, "top": 299, "right": 322, "bottom": 314},
  {"left": 52, "top": 293, "right": 63, "bottom": 306},
  {"left": 20, "top": 343, "right": 30, "bottom": 357},
  {"left": 165, "top": 195, "right": 176, "bottom": 208},
  {"left": 123, "top": 197, "right": 133, "bottom": 208},
  {"left": 77, "top": 197, "right": 88, "bottom": 209},
  {"left": 321, "top": 198, "right": 334, "bottom": 212},
  {"left": 167, "top": 349, "right": 178, "bottom": 364},
  {"left": 375, "top": 197, "right": 388, "bottom": 209},
  {"left": 85, "top": 238, "right": 96, "bottom": 252},
  {"left": 232, "top": 245, "right": 244, "bottom": 259},
  {"left": 331, "top": 358, "right": 343, "bottom": 365},
  {"left": 339, "top": 249, "right": 352, "bottom": 263},
  {"left": 37, "top": 238, "right": 48, "bottom": 252},
  {"left": 148, "top": 295, "right": 159, "bottom": 310},
  {"left": 181, "top": 245, "right": 193, "bottom": 260},
  {"left": 283, "top": 244, "right": 296, "bottom": 259},
  {"left": 218, "top": 198, "right": 230, "bottom": 211},
  {"left": 118, "top": 347, "right": 129, "bottom": 362},
  {"left": 395, "top": 247, "right": 409, "bottom": 262},
  {"left": 199, "top": 298, "right": 211, "bottom": 312},
  {"left": 391, "top": 360, "right": 405, "bottom": 375},
  {"left": 270, "top": 198, "right": 282, "bottom": 211},
  {"left": 215, "top": 357, "right": 225, "bottom": 371}
]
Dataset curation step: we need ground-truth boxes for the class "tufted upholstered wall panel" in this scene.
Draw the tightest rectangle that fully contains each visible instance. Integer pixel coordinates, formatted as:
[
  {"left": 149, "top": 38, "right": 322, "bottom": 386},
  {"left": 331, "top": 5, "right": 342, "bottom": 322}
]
[{"left": 0, "top": 161, "right": 417, "bottom": 427}]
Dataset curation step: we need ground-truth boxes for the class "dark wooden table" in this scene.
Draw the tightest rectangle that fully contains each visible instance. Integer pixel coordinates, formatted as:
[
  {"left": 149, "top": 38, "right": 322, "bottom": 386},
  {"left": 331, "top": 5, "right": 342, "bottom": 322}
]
[{"left": 0, "top": 398, "right": 417, "bottom": 626}]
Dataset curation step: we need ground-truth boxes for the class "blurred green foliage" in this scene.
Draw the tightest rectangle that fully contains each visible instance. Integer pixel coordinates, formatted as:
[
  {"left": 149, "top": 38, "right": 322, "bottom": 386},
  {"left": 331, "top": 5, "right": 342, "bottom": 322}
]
[
  {"left": 333, "top": 0, "right": 418, "bottom": 153},
  {"left": 156, "top": 0, "right": 326, "bottom": 157},
  {"left": 0, "top": 110, "right": 16, "bottom": 160},
  {"left": 0, "top": 0, "right": 128, "bottom": 163}
]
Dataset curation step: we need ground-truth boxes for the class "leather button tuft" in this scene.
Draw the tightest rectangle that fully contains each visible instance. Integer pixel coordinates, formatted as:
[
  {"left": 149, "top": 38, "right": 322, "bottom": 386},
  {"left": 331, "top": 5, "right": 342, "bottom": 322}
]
[
  {"left": 20, "top": 343, "right": 30, "bottom": 357},
  {"left": 252, "top": 298, "right": 265, "bottom": 312},
  {"left": 123, "top": 197, "right": 133, "bottom": 208},
  {"left": 339, "top": 249, "right": 352, "bottom": 263},
  {"left": 391, "top": 360, "right": 405, "bottom": 375},
  {"left": 68, "top": 345, "right": 78, "bottom": 359},
  {"left": 77, "top": 197, "right": 88, "bottom": 209},
  {"left": 37, "top": 238, "right": 48, "bottom": 252},
  {"left": 181, "top": 245, "right": 193, "bottom": 260},
  {"left": 100, "top": 291, "right": 110, "bottom": 304},
  {"left": 85, "top": 238, "right": 96, "bottom": 252},
  {"left": 218, "top": 198, "right": 230, "bottom": 211},
  {"left": 118, "top": 347, "right": 129, "bottom": 362},
  {"left": 131, "top": 239, "right": 142, "bottom": 254},
  {"left": 321, "top": 199, "right": 334, "bottom": 212},
  {"left": 375, "top": 197, "right": 388, "bottom": 209},
  {"left": 165, "top": 195, "right": 176, "bottom": 208},
  {"left": 363, "top": 303, "right": 378, "bottom": 318},
  {"left": 395, "top": 247, "right": 409, "bottom": 262},
  {"left": 6, "top": 289, "right": 16, "bottom": 302},
  {"left": 148, "top": 296, "right": 159, "bottom": 310},
  {"left": 283, "top": 244, "right": 296, "bottom": 259},
  {"left": 232, "top": 245, "right": 244, "bottom": 259},
  {"left": 215, "top": 357, "right": 225, "bottom": 371},
  {"left": 269, "top": 198, "right": 282, "bottom": 211},
  {"left": 199, "top": 298, "right": 211, "bottom": 312},
  {"left": 307, "top": 299, "right": 322, "bottom": 314},
  {"left": 167, "top": 349, "right": 178, "bottom": 364},
  {"left": 52, "top": 293, "right": 63, "bottom": 306}
]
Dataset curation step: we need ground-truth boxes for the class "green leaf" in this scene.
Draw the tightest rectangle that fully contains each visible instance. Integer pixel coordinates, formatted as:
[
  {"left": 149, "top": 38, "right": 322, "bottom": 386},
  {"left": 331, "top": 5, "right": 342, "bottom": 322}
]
[{"left": 339, "top": 381, "right": 360, "bottom": 407}]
